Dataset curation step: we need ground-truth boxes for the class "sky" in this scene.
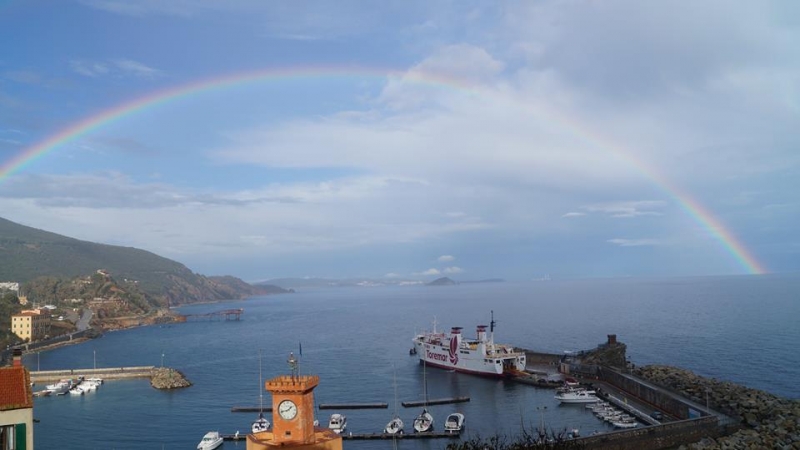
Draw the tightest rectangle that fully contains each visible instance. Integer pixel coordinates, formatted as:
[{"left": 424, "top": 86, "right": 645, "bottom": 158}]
[{"left": 0, "top": 1, "right": 798, "bottom": 281}]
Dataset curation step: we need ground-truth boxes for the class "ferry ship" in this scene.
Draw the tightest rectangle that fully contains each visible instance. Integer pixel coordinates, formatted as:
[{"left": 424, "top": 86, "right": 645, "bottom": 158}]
[{"left": 412, "top": 314, "right": 526, "bottom": 377}]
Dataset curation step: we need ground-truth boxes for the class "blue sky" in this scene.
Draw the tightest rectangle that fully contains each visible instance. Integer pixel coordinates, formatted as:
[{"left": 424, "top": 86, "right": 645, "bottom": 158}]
[{"left": 0, "top": 1, "right": 798, "bottom": 281}]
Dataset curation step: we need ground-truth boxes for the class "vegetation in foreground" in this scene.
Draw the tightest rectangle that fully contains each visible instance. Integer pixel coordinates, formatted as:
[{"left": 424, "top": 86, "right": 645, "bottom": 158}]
[{"left": 446, "top": 428, "right": 585, "bottom": 450}]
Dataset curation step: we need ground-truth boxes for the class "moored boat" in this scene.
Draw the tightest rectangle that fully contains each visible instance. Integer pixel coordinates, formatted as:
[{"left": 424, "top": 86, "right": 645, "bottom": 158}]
[
  {"left": 384, "top": 417, "right": 404, "bottom": 435},
  {"left": 197, "top": 431, "right": 223, "bottom": 450},
  {"left": 413, "top": 409, "right": 434, "bottom": 433},
  {"left": 555, "top": 388, "right": 599, "bottom": 404},
  {"left": 444, "top": 413, "right": 465, "bottom": 433},
  {"left": 252, "top": 351, "right": 270, "bottom": 433},
  {"left": 328, "top": 414, "right": 347, "bottom": 434},
  {"left": 412, "top": 312, "right": 526, "bottom": 377}
]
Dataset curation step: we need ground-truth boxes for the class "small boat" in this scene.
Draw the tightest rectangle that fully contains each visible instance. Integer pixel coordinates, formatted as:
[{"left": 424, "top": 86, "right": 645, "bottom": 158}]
[
  {"left": 444, "top": 413, "right": 465, "bottom": 433},
  {"left": 611, "top": 419, "right": 638, "bottom": 429},
  {"left": 555, "top": 388, "right": 599, "bottom": 404},
  {"left": 197, "top": 431, "right": 223, "bottom": 450},
  {"left": 384, "top": 417, "right": 404, "bottom": 435},
  {"left": 384, "top": 367, "right": 404, "bottom": 435},
  {"left": 414, "top": 361, "right": 434, "bottom": 433},
  {"left": 413, "top": 409, "right": 434, "bottom": 433},
  {"left": 252, "top": 351, "right": 270, "bottom": 433},
  {"left": 45, "top": 380, "right": 71, "bottom": 394},
  {"left": 87, "top": 377, "right": 104, "bottom": 385},
  {"left": 252, "top": 412, "right": 270, "bottom": 433},
  {"left": 328, "top": 414, "right": 347, "bottom": 434},
  {"left": 68, "top": 386, "right": 84, "bottom": 395}
]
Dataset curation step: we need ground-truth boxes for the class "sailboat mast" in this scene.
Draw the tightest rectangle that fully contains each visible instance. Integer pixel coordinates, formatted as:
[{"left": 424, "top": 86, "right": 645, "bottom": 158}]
[{"left": 258, "top": 349, "right": 263, "bottom": 412}]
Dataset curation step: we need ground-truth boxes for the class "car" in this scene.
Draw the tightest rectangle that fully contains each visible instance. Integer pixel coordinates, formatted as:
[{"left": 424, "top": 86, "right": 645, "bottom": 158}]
[{"left": 650, "top": 411, "right": 663, "bottom": 421}]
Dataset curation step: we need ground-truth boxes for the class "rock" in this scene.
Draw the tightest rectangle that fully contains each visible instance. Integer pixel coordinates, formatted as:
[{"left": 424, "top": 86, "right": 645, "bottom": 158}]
[{"left": 150, "top": 367, "right": 192, "bottom": 389}]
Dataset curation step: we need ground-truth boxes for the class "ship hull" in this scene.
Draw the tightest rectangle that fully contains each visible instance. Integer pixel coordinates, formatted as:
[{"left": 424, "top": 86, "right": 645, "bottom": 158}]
[{"left": 412, "top": 324, "right": 526, "bottom": 377}]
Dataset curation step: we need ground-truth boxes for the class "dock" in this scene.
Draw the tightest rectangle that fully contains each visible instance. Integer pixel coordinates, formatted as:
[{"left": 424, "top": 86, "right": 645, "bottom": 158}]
[
  {"left": 319, "top": 403, "right": 388, "bottom": 410},
  {"left": 220, "top": 431, "right": 460, "bottom": 441},
  {"left": 30, "top": 366, "right": 156, "bottom": 383},
  {"left": 342, "top": 431, "right": 460, "bottom": 440},
  {"left": 401, "top": 397, "right": 470, "bottom": 407},
  {"left": 183, "top": 308, "right": 243, "bottom": 321},
  {"left": 231, "top": 406, "right": 273, "bottom": 413}
]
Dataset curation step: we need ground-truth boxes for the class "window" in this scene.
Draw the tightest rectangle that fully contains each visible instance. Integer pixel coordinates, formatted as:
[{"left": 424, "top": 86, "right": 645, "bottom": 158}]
[{"left": 0, "top": 423, "right": 26, "bottom": 450}]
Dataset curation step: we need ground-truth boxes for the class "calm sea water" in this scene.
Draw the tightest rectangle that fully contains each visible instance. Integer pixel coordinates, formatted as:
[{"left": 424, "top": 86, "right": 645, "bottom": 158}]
[{"left": 26, "top": 274, "right": 800, "bottom": 449}]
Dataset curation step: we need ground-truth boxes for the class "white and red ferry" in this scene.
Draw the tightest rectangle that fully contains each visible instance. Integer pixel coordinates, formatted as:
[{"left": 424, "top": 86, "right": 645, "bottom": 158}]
[{"left": 412, "top": 314, "right": 526, "bottom": 377}]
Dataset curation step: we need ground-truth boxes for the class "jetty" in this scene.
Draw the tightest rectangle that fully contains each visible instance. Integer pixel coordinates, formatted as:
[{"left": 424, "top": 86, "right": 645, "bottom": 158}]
[
  {"left": 342, "top": 431, "right": 460, "bottom": 440},
  {"left": 231, "top": 406, "right": 273, "bottom": 413},
  {"left": 183, "top": 308, "right": 243, "bottom": 321},
  {"left": 30, "top": 366, "right": 156, "bottom": 383},
  {"left": 319, "top": 403, "right": 388, "bottom": 410},
  {"left": 401, "top": 396, "right": 470, "bottom": 407}
]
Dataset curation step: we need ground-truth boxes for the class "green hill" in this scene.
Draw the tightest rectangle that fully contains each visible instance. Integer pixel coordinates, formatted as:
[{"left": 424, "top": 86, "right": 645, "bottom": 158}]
[{"left": 0, "top": 217, "right": 286, "bottom": 306}]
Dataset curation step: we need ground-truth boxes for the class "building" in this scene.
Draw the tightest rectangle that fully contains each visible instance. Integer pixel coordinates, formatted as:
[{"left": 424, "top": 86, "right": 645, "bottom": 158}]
[
  {"left": 0, "top": 349, "right": 34, "bottom": 449},
  {"left": 11, "top": 311, "right": 49, "bottom": 342},
  {"left": 247, "top": 353, "right": 341, "bottom": 450}
]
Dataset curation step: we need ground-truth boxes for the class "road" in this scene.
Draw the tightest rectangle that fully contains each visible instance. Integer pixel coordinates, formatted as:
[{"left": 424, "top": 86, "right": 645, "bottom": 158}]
[{"left": 76, "top": 309, "right": 93, "bottom": 331}]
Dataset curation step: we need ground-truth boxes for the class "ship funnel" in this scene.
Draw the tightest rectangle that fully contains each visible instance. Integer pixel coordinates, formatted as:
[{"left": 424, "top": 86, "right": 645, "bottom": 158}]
[
  {"left": 449, "top": 327, "right": 462, "bottom": 363},
  {"left": 476, "top": 325, "right": 487, "bottom": 342}
]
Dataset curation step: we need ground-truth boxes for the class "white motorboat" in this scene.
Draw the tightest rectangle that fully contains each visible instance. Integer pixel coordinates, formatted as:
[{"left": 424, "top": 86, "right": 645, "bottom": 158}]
[
  {"left": 197, "top": 431, "right": 223, "bottom": 450},
  {"left": 611, "top": 418, "right": 638, "bottom": 429},
  {"left": 251, "top": 351, "right": 270, "bottom": 433},
  {"left": 413, "top": 409, "right": 434, "bottom": 433},
  {"left": 555, "top": 388, "right": 599, "bottom": 403},
  {"left": 45, "top": 380, "right": 71, "bottom": 394},
  {"left": 444, "top": 413, "right": 465, "bottom": 433},
  {"left": 87, "top": 377, "right": 103, "bottom": 385},
  {"left": 328, "top": 414, "right": 347, "bottom": 434},
  {"left": 68, "top": 386, "right": 84, "bottom": 395}
]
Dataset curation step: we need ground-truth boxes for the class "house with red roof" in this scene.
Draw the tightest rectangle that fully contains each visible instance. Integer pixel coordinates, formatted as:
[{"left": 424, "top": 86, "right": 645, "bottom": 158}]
[{"left": 0, "top": 349, "right": 33, "bottom": 449}]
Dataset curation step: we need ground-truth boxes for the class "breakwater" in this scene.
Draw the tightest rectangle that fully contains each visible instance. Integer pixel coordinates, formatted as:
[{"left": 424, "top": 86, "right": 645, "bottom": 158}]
[
  {"left": 30, "top": 366, "right": 156, "bottom": 383},
  {"left": 635, "top": 365, "right": 799, "bottom": 449}
]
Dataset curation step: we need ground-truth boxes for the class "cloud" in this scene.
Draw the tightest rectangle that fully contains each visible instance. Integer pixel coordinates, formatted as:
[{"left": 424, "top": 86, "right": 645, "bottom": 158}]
[
  {"left": 607, "top": 238, "right": 661, "bottom": 247},
  {"left": 583, "top": 201, "right": 666, "bottom": 218},
  {"left": 69, "top": 60, "right": 110, "bottom": 77},
  {"left": 437, "top": 255, "right": 455, "bottom": 262},
  {"left": 418, "top": 268, "right": 441, "bottom": 276},
  {"left": 443, "top": 266, "right": 463, "bottom": 274},
  {"left": 70, "top": 59, "right": 160, "bottom": 79},
  {"left": 384, "top": 272, "right": 401, "bottom": 278},
  {"left": 561, "top": 212, "right": 586, "bottom": 218},
  {"left": 112, "top": 59, "right": 161, "bottom": 78}
]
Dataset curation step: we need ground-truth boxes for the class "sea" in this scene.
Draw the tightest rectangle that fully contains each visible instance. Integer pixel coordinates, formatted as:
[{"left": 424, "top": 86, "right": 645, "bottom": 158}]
[{"left": 25, "top": 274, "right": 800, "bottom": 449}]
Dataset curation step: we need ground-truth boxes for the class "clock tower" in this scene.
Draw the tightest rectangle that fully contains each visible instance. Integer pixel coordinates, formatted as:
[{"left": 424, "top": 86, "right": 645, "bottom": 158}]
[{"left": 247, "top": 353, "right": 342, "bottom": 450}]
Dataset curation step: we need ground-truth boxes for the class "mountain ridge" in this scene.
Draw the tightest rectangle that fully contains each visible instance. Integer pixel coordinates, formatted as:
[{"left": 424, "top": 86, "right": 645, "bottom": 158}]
[{"left": 0, "top": 217, "right": 286, "bottom": 306}]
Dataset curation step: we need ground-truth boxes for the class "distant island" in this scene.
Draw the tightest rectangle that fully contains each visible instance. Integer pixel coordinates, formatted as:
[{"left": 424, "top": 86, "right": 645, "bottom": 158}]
[
  {"left": 427, "top": 277, "right": 457, "bottom": 286},
  {"left": 261, "top": 277, "right": 505, "bottom": 290}
]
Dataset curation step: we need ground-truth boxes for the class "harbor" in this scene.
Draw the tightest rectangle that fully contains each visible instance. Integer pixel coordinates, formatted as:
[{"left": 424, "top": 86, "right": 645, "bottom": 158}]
[{"left": 23, "top": 282, "right": 784, "bottom": 450}]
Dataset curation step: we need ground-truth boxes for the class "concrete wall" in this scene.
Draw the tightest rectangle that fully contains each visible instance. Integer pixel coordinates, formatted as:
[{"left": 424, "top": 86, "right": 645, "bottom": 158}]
[
  {"left": 599, "top": 367, "right": 693, "bottom": 419},
  {"left": 574, "top": 416, "right": 719, "bottom": 450}
]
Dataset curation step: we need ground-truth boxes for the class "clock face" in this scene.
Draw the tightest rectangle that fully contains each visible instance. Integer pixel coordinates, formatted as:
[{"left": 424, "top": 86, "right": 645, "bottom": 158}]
[{"left": 278, "top": 399, "right": 298, "bottom": 420}]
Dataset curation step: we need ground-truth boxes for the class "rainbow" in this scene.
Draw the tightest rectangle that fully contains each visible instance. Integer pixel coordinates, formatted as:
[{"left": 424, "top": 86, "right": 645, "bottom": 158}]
[{"left": 0, "top": 66, "right": 767, "bottom": 275}]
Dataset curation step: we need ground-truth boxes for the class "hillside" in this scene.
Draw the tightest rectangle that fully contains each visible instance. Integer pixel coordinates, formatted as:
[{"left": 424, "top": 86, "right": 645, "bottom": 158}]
[{"left": 0, "top": 217, "right": 287, "bottom": 306}]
